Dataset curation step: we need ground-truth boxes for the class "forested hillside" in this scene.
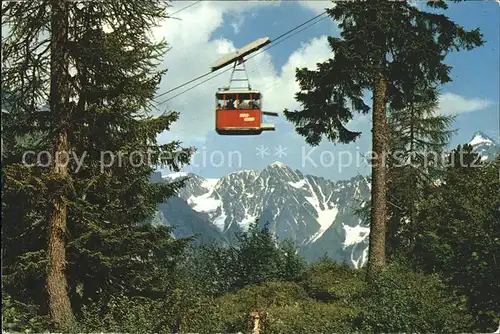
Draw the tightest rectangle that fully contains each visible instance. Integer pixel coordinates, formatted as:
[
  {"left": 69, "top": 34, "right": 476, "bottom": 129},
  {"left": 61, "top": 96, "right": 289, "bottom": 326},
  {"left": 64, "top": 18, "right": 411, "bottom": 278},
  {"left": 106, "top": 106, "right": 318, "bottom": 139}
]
[{"left": 2, "top": 0, "right": 499, "bottom": 333}]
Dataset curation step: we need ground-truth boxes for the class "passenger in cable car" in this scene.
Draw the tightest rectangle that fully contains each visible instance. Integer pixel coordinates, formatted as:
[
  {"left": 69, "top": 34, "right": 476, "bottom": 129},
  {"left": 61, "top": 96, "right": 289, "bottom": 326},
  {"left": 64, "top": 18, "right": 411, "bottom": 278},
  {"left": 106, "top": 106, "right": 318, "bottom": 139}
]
[
  {"left": 239, "top": 99, "right": 249, "bottom": 109},
  {"left": 252, "top": 99, "right": 260, "bottom": 109},
  {"left": 227, "top": 99, "right": 234, "bottom": 109}
]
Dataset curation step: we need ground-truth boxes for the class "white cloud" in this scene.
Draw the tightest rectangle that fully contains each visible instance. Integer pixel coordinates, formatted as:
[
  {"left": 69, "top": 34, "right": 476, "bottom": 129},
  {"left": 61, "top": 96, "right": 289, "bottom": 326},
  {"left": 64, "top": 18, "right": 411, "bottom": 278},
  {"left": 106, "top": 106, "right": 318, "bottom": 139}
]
[
  {"left": 298, "top": 1, "right": 333, "bottom": 14},
  {"left": 258, "top": 36, "right": 332, "bottom": 113},
  {"left": 438, "top": 92, "right": 493, "bottom": 116},
  {"left": 230, "top": 13, "right": 245, "bottom": 34},
  {"left": 152, "top": 1, "right": 334, "bottom": 142}
]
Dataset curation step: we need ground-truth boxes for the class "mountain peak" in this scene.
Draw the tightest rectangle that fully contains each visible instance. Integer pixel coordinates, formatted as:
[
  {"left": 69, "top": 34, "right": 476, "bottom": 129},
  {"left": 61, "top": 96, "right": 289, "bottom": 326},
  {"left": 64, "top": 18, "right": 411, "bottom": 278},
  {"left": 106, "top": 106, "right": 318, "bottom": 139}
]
[
  {"left": 164, "top": 172, "right": 190, "bottom": 180},
  {"left": 262, "top": 161, "right": 293, "bottom": 174},
  {"left": 156, "top": 165, "right": 372, "bottom": 268},
  {"left": 469, "top": 131, "right": 497, "bottom": 147},
  {"left": 268, "top": 161, "right": 287, "bottom": 168}
]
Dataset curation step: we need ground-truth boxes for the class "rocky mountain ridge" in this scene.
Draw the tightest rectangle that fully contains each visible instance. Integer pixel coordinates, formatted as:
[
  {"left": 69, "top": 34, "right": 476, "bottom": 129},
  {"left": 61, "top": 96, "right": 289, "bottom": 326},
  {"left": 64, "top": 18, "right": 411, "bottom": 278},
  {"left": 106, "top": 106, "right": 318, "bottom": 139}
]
[
  {"left": 151, "top": 131, "right": 498, "bottom": 268},
  {"left": 152, "top": 162, "right": 371, "bottom": 268}
]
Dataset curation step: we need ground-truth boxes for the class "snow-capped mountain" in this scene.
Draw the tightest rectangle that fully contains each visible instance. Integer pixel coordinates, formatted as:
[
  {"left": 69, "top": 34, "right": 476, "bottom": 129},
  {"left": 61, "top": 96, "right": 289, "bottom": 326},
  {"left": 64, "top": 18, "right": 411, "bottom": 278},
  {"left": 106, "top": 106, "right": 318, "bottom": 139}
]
[
  {"left": 152, "top": 162, "right": 371, "bottom": 268},
  {"left": 468, "top": 131, "right": 499, "bottom": 162},
  {"left": 150, "top": 131, "right": 498, "bottom": 269}
]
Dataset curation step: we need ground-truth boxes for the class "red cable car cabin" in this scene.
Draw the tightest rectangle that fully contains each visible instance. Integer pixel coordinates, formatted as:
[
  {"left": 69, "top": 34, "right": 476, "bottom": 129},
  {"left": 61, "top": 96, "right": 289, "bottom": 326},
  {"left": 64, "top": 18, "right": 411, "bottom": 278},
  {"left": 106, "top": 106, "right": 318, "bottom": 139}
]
[
  {"left": 211, "top": 37, "right": 277, "bottom": 135},
  {"left": 215, "top": 89, "right": 274, "bottom": 135}
]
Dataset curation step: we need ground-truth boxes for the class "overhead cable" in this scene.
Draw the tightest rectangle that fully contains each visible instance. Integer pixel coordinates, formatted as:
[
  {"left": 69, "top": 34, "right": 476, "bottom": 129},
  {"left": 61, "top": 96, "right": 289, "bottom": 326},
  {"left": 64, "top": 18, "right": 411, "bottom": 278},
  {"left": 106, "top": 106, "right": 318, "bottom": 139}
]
[
  {"left": 169, "top": 0, "right": 202, "bottom": 17},
  {"left": 156, "top": 11, "right": 329, "bottom": 104}
]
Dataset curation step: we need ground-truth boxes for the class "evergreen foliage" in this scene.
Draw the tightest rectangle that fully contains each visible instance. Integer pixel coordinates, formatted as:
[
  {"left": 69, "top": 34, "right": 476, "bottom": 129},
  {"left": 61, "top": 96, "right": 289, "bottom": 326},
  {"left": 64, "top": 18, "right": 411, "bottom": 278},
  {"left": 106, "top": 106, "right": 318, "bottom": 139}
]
[
  {"left": 284, "top": 0, "right": 484, "bottom": 273},
  {"left": 285, "top": 1, "right": 483, "bottom": 145},
  {"left": 1, "top": 1, "right": 498, "bottom": 333},
  {"left": 183, "top": 221, "right": 306, "bottom": 296},
  {"left": 2, "top": 292, "right": 51, "bottom": 333},
  {"left": 299, "top": 259, "right": 366, "bottom": 302},
  {"left": 414, "top": 147, "right": 500, "bottom": 331},
  {"left": 2, "top": 0, "right": 193, "bottom": 329},
  {"left": 386, "top": 91, "right": 455, "bottom": 259},
  {"left": 182, "top": 260, "right": 470, "bottom": 333},
  {"left": 354, "top": 263, "right": 472, "bottom": 332}
]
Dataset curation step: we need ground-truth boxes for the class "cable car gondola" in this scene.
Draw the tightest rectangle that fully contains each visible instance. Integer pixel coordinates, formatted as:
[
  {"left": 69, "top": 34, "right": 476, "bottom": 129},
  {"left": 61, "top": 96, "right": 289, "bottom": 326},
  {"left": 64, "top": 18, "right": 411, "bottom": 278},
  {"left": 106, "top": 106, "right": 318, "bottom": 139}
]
[{"left": 211, "top": 37, "right": 278, "bottom": 135}]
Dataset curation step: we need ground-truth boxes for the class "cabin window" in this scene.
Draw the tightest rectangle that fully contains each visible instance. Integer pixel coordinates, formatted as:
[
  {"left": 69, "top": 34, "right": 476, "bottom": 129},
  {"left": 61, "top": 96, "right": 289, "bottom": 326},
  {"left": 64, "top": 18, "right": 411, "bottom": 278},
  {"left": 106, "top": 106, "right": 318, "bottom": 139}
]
[
  {"left": 232, "top": 93, "right": 245, "bottom": 109},
  {"left": 216, "top": 95, "right": 225, "bottom": 109},
  {"left": 234, "top": 93, "right": 261, "bottom": 109},
  {"left": 219, "top": 94, "right": 238, "bottom": 109},
  {"left": 251, "top": 96, "right": 261, "bottom": 109},
  {"left": 225, "top": 96, "right": 236, "bottom": 109},
  {"left": 216, "top": 93, "right": 261, "bottom": 109}
]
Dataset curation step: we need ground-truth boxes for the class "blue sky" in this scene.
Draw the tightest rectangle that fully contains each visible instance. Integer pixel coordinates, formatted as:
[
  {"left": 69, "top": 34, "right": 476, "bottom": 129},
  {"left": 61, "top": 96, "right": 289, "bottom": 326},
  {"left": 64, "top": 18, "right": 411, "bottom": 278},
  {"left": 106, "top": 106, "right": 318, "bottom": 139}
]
[{"left": 154, "top": 1, "right": 499, "bottom": 181}]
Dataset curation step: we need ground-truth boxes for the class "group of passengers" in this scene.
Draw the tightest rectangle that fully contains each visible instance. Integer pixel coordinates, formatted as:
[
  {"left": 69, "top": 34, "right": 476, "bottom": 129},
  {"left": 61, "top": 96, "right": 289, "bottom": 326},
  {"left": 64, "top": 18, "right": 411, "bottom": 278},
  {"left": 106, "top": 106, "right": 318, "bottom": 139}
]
[{"left": 218, "top": 99, "right": 259, "bottom": 109}]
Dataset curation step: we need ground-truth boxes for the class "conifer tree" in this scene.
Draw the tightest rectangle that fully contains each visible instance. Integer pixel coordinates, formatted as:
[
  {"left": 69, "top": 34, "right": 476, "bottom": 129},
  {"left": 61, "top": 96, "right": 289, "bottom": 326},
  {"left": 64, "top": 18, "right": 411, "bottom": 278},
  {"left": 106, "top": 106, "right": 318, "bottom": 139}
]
[
  {"left": 386, "top": 90, "right": 455, "bottom": 258},
  {"left": 284, "top": 0, "right": 483, "bottom": 275},
  {"left": 2, "top": 0, "right": 193, "bottom": 329},
  {"left": 415, "top": 146, "right": 499, "bottom": 331}
]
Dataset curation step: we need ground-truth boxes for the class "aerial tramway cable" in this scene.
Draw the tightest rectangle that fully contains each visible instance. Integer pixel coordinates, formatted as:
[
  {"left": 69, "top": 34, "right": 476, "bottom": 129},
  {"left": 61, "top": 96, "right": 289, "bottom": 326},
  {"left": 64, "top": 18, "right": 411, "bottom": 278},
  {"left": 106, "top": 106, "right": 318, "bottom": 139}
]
[
  {"left": 169, "top": 0, "right": 202, "bottom": 17},
  {"left": 154, "top": 10, "right": 329, "bottom": 104}
]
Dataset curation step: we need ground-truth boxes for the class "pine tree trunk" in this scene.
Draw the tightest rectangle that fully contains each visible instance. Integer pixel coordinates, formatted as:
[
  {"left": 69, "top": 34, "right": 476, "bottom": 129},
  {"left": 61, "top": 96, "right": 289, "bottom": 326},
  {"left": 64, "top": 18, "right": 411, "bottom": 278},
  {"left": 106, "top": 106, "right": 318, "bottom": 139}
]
[
  {"left": 368, "top": 71, "right": 388, "bottom": 276},
  {"left": 408, "top": 104, "right": 415, "bottom": 250},
  {"left": 46, "top": 0, "right": 75, "bottom": 329}
]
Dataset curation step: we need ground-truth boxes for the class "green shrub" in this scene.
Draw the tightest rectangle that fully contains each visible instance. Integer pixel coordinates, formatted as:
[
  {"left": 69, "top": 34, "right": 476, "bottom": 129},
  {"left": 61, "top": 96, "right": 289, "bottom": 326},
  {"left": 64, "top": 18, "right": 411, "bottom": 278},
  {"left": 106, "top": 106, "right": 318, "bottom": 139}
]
[
  {"left": 2, "top": 293, "right": 50, "bottom": 333},
  {"left": 265, "top": 299, "right": 356, "bottom": 333},
  {"left": 186, "top": 280, "right": 356, "bottom": 333},
  {"left": 299, "top": 260, "right": 366, "bottom": 302},
  {"left": 76, "top": 289, "right": 216, "bottom": 333},
  {"left": 75, "top": 295, "right": 168, "bottom": 333},
  {"left": 214, "top": 281, "right": 309, "bottom": 333},
  {"left": 354, "top": 263, "right": 473, "bottom": 333},
  {"left": 184, "top": 222, "right": 306, "bottom": 297}
]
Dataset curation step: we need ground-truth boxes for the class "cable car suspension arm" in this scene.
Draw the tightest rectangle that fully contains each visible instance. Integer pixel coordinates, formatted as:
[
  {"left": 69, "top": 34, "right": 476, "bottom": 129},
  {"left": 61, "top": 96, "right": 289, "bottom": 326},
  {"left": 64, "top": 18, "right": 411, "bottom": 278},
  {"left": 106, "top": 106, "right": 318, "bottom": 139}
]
[{"left": 226, "top": 57, "right": 251, "bottom": 90}]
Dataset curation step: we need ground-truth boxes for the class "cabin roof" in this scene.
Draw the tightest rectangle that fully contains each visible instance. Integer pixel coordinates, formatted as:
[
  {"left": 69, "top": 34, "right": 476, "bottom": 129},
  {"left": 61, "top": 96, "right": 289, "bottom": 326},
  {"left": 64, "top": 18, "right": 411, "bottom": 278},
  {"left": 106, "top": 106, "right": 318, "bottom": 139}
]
[
  {"left": 211, "top": 37, "right": 270, "bottom": 71},
  {"left": 216, "top": 90, "right": 261, "bottom": 95}
]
